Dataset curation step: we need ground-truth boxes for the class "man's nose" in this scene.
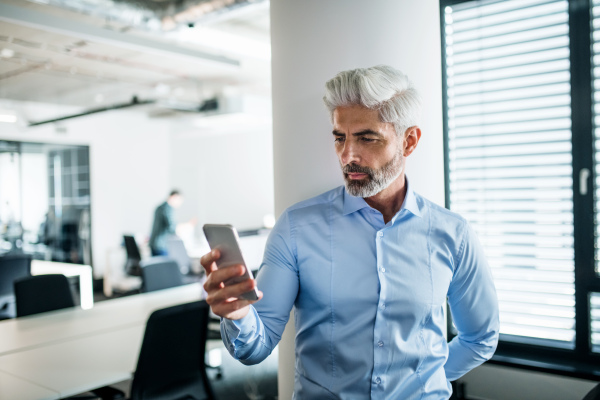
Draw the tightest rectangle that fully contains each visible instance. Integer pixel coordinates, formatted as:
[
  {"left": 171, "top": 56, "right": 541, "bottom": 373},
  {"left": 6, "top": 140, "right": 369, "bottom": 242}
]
[{"left": 340, "top": 142, "right": 359, "bottom": 165}]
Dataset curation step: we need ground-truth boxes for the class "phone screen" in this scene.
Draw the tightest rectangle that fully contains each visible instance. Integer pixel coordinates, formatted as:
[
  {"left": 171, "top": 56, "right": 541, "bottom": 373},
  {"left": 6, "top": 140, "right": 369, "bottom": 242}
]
[{"left": 202, "top": 224, "right": 259, "bottom": 301}]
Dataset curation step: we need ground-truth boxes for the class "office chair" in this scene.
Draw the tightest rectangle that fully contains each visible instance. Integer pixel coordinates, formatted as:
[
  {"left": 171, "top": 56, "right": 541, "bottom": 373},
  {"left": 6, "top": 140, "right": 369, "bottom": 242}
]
[
  {"left": 166, "top": 237, "right": 192, "bottom": 275},
  {"left": 0, "top": 253, "right": 32, "bottom": 319},
  {"left": 123, "top": 235, "right": 142, "bottom": 277},
  {"left": 140, "top": 257, "right": 184, "bottom": 293},
  {"left": 583, "top": 382, "right": 600, "bottom": 400},
  {"left": 14, "top": 274, "right": 75, "bottom": 317},
  {"left": 129, "top": 300, "right": 216, "bottom": 400}
]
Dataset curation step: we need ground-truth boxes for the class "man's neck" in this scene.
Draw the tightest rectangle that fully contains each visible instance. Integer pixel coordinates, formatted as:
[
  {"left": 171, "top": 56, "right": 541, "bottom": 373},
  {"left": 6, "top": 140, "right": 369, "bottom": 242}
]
[{"left": 363, "top": 174, "right": 407, "bottom": 224}]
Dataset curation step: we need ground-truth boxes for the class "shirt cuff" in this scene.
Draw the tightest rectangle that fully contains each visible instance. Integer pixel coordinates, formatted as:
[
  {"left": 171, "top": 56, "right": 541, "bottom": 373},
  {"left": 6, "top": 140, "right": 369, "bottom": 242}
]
[{"left": 221, "top": 306, "right": 257, "bottom": 341}]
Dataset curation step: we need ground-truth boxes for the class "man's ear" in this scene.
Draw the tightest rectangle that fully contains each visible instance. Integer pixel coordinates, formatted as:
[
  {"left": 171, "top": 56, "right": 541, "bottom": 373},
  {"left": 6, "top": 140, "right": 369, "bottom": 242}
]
[{"left": 403, "top": 126, "right": 421, "bottom": 157}]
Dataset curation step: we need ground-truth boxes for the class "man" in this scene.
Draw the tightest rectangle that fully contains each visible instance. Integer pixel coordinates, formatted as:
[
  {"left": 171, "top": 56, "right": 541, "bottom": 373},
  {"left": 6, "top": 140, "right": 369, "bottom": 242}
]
[
  {"left": 149, "top": 190, "right": 183, "bottom": 256},
  {"left": 201, "top": 65, "right": 499, "bottom": 399}
]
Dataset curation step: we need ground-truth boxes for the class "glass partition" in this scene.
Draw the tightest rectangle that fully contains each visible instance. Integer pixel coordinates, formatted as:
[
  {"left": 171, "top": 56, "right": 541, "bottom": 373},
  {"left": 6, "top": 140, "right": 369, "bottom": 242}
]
[{"left": 0, "top": 140, "right": 91, "bottom": 265}]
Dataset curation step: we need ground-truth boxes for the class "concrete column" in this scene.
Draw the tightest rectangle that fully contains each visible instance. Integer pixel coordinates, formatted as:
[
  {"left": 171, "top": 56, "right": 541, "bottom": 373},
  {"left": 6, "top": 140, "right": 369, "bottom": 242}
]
[{"left": 270, "top": 1, "right": 444, "bottom": 398}]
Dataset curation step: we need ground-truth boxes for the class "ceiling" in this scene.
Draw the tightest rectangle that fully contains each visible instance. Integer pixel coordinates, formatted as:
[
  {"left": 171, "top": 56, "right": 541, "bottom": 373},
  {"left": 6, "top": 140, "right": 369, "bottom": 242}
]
[{"left": 0, "top": 0, "right": 271, "bottom": 124}]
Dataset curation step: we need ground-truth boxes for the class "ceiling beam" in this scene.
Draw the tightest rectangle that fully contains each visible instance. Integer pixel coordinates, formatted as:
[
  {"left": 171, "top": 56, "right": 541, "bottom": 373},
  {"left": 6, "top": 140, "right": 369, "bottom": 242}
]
[{"left": 0, "top": 3, "right": 240, "bottom": 68}]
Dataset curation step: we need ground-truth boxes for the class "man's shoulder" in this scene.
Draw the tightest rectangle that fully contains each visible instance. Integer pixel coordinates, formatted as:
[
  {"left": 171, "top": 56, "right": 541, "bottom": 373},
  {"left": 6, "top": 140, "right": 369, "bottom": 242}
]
[
  {"left": 284, "top": 186, "right": 344, "bottom": 215},
  {"left": 415, "top": 192, "right": 467, "bottom": 227}
]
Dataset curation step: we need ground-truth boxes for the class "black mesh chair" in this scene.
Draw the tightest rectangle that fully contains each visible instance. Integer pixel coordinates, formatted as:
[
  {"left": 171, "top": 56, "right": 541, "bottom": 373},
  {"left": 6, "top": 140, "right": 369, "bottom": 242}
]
[
  {"left": 123, "top": 235, "right": 142, "bottom": 277},
  {"left": 14, "top": 274, "right": 75, "bottom": 317},
  {"left": 130, "top": 300, "right": 216, "bottom": 400},
  {"left": 140, "top": 257, "right": 184, "bottom": 293},
  {"left": 0, "top": 253, "right": 32, "bottom": 319},
  {"left": 583, "top": 383, "right": 600, "bottom": 400}
]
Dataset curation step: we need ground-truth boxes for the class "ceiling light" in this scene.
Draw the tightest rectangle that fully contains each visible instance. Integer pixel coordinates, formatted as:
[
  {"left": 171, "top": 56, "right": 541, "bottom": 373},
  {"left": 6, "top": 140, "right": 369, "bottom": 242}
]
[
  {"left": 170, "top": 26, "right": 270, "bottom": 60},
  {"left": 0, "top": 48, "right": 14, "bottom": 58},
  {"left": 0, "top": 114, "right": 17, "bottom": 123}
]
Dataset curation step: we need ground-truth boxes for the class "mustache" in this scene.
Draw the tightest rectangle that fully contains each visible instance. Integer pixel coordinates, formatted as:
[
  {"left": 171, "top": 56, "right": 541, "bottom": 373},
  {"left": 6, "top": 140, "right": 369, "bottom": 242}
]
[{"left": 342, "top": 164, "right": 373, "bottom": 176}]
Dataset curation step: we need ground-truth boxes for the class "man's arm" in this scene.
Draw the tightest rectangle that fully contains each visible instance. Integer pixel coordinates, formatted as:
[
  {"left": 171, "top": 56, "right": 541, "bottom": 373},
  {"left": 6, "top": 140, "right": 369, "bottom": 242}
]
[
  {"left": 203, "top": 211, "right": 298, "bottom": 365},
  {"left": 444, "top": 222, "right": 500, "bottom": 381}
]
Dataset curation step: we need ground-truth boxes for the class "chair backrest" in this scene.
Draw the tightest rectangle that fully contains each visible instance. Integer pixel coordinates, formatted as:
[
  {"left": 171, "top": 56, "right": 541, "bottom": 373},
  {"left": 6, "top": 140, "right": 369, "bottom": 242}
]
[
  {"left": 583, "top": 383, "right": 600, "bottom": 400},
  {"left": 0, "top": 253, "right": 32, "bottom": 297},
  {"left": 123, "top": 235, "right": 142, "bottom": 260},
  {"left": 130, "top": 300, "right": 215, "bottom": 400},
  {"left": 0, "top": 254, "right": 32, "bottom": 319},
  {"left": 166, "top": 237, "right": 191, "bottom": 275},
  {"left": 140, "top": 257, "right": 184, "bottom": 293},
  {"left": 14, "top": 274, "right": 75, "bottom": 317}
]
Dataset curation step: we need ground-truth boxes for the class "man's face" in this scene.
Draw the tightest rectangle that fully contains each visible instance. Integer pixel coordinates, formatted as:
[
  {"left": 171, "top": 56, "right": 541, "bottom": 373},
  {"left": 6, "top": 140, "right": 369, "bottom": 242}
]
[
  {"left": 169, "top": 194, "right": 184, "bottom": 208},
  {"left": 332, "top": 105, "right": 405, "bottom": 198}
]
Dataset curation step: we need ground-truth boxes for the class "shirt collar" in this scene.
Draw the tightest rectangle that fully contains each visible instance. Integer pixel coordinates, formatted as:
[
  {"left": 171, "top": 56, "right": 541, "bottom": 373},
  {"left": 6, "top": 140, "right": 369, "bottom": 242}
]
[{"left": 342, "top": 177, "right": 422, "bottom": 218}]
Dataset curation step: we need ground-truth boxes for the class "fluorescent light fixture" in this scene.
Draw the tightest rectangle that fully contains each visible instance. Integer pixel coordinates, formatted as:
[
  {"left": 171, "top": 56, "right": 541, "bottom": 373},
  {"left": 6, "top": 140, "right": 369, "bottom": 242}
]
[
  {"left": 0, "top": 113, "right": 17, "bottom": 123},
  {"left": 171, "top": 26, "right": 270, "bottom": 60}
]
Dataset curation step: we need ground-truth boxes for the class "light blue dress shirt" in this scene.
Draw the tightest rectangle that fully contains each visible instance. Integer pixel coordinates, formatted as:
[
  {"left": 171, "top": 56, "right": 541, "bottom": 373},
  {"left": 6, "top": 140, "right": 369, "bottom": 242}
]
[{"left": 221, "top": 182, "right": 499, "bottom": 400}]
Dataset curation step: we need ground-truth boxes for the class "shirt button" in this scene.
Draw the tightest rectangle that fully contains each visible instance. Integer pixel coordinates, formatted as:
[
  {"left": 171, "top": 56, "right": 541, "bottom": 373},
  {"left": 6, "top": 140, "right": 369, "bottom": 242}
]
[
  {"left": 380, "top": 267, "right": 385, "bottom": 273},
  {"left": 380, "top": 303, "right": 385, "bottom": 309},
  {"left": 377, "top": 232, "right": 383, "bottom": 237},
  {"left": 378, "top": 341, "right": 384, "bottom": 347},
  {"left": 375, "top": 377, "right": 381, "bottom": 385}
]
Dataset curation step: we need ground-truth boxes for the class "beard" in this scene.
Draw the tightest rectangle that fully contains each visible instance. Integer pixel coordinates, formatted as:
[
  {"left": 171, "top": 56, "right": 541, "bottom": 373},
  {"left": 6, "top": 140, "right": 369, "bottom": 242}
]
[{"left": 342, "top": 148, "right": 405, "bottom": 198}]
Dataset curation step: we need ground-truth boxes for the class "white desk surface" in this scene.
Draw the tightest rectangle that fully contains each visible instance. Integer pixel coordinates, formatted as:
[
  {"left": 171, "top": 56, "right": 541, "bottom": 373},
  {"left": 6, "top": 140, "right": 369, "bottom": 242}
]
[
  {"left": 0, "top": 283, "right": 202, "bottom": 356},
  {"left": 0, "top": 370, "right": 59, "bottom": 400},
  {"left": 0, "top": 325, "right": 144, "bottom": 399}
]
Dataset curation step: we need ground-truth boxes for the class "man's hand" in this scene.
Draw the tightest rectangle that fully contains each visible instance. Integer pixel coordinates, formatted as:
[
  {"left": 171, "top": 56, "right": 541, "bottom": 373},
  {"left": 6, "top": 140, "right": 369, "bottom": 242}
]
[{"left": 201, "top": 249, "right": 263, "bottom": 320}]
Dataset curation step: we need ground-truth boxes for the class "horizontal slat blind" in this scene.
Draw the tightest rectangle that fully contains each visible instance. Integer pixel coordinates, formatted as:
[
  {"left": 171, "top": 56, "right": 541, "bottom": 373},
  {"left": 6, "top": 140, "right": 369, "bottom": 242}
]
[
  {"left": 444, "top": 0, "right": 575, "bottom": 346},
  {"left": 592, "top": 0, "right": 600, "bottom": 276},
  {"left": 592, "top": 293, "right": 600, "bottom": 352}
]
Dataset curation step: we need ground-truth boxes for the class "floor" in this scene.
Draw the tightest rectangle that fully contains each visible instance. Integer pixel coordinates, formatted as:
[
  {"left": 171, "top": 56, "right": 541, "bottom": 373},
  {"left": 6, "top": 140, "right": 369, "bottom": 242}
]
[{"left": 106, "top": 340, "right": 279, "bottom": 400}]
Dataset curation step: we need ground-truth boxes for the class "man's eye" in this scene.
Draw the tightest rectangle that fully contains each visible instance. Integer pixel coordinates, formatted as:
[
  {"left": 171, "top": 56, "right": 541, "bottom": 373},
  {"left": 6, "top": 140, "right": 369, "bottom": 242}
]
[
  {"left": 361, "top": 137, "right": 375, "bottom": 142},
  {"left": 334, "top": 137, "right": 345, "bottom": 143}
]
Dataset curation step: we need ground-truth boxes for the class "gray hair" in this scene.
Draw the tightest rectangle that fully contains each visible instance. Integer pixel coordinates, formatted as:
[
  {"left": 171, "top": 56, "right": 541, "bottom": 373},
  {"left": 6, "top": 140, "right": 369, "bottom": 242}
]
[{"left": 323, "top": 65, "right": 422, "bottom": 135}]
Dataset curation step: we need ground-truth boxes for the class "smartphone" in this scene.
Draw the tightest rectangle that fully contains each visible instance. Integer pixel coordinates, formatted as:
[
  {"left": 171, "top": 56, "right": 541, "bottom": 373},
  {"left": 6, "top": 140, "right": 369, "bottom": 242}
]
[{"left": 202, "top": 224, "right": 259, "bottom": 301}]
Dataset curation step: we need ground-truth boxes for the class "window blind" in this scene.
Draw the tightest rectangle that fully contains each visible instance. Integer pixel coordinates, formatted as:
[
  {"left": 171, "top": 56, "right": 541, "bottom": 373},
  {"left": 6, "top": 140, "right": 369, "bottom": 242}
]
[
  {"left": 592, "top": 0, "right": 600, "bottom": 277},
  {"left": 592, "top": 293, "right": 600, "bottom": 352},
  {"left": 444, "top": 0, "right": 575, "bottom": 346}
]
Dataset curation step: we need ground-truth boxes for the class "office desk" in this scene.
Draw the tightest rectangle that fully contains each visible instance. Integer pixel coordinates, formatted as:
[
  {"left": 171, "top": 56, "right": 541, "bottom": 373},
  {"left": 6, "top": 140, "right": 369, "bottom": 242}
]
[
  {"left": 0, "top": 283, "right": 203, "bottom": 399},
  {"left": 0, "top": 370, "right": 59, "bottom": 400},
  {"left": 0, "top": 283, "right": 202, "bottom": 356},
  {"left": 0, "top": 326, "right": 144, "bottom": 399},
  {"left": 31, "top": 260, "right": 94, "bottom": 310}
]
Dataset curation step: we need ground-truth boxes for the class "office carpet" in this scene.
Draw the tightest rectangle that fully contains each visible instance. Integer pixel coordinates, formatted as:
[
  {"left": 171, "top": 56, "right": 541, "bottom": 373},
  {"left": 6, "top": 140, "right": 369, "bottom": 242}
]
[{"left": 207, "top": 339, "right": 279, "bottom": 400}]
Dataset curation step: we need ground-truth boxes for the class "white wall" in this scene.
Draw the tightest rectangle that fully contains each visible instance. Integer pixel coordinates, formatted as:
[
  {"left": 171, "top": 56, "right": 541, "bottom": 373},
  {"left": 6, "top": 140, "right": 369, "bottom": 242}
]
[
  {"left": 270, "top": 0, "right": 444, "bottom": 398},
  {"left": 0, "top": 110, "right": 171, "bottom": 278},
  {"left": 169, "top": 125, "right": 274, "bottom": 233}
]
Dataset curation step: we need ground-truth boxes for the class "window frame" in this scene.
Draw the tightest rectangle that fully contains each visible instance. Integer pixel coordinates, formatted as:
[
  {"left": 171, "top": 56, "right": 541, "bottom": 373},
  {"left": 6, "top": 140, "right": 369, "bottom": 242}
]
[{"left": 440, "top": 0, "right": 600, "bottom": 379}]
